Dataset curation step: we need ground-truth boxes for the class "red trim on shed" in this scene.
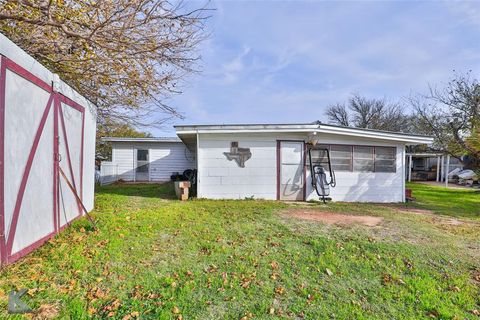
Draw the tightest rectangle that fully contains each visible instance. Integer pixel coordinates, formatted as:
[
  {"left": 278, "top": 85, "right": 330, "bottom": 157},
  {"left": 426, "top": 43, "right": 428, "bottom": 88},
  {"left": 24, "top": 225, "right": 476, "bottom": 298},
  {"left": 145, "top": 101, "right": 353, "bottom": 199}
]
[
  {"left": 80, "top": 112, "right": 85, "bottom": 201},
  {"left": 0, "top": 56, "right": 88, "bottom": 266},
  {"left": 2, "top": 57, "right": 52, "bottom": 93},
  {"left": 7, "top": 230, "right": 56, "bottom": 264},
  {"left": 53, "top": 95, "right": 59, "bottom": 233},
  {"left": 0, "top": 56, "right": 7, "bottom": 264},
  {"left": 6, "top": 94, "right": 54, "bottom": 255},
  {"left": 59, "top": 104, "right": 79, "bottom": 193},
  {"left": 58, "top": 101, "right": 85, "bottom": 219}
]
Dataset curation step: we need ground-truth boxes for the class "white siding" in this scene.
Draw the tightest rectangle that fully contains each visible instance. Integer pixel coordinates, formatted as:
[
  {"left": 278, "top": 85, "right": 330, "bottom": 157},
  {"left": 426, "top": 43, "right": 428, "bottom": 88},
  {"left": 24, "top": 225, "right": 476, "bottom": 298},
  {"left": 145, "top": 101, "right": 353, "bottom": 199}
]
[
  {"left": 112, "top": 144, "right": 134, "bottom": 181},
  {"left": 149, "top": 143, "right": 195, "bottom": 181},
  {"left": 198, "top": 133, "right": 291, "bottom": 200},
  {"left": 305, "top": 134, "right": 404, "bottom": 202},
  {"left": 198, "top": 132, "right": 406, "bottom": 202},
  {"left": 110, "top": 142, "right": 195, "bottom": 182}
]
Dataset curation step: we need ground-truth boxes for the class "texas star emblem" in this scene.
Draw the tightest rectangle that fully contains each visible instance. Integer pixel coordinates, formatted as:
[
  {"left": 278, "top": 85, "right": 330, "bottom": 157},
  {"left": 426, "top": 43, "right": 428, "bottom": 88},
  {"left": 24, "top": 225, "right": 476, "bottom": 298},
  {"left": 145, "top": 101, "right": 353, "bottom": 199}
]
[{"left": 223, "top": 142, "right": 252, "bottom": 168}]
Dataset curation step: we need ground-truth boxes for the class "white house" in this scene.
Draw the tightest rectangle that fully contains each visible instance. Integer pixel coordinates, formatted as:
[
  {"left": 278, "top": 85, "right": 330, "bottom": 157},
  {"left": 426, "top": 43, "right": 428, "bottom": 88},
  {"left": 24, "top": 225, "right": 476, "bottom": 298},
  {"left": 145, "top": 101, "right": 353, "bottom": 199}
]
[
  {"left": 101, "top": 137, "right": 195, "bottom": 183},
  {"left": 102, "top": 122, "right": 432, "bottom": 202},
  {"left": 0, "top": 33, "right": 97, "bottom": 265},
  {"left": 174, "top": 123, "right": 433, "bottom": 202}
]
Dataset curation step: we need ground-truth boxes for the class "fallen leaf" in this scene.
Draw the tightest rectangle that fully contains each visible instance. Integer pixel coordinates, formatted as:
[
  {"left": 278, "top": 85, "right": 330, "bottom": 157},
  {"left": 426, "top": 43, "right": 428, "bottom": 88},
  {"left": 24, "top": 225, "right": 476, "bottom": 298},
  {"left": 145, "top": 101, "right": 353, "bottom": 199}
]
[
  {"left": 382, "top": 273, "right": 392, "bottom": 285},
  {"left": 427, "top": 310, "right": 440, "bottom": 318},
  {"left": 275, "top": 286, "right": 286, "bottom": 295},
  {"left": 448, "top": 285, "right": 461, "bottom": 292},
  {"left": 33, "top": 304, "right": 59, "bottom": 320},
  {"left": 27, "top": 288, "right": 39, "bottom": 296},
  {"left": 172, "top": 306, "right": 180, "bottom": 314}
]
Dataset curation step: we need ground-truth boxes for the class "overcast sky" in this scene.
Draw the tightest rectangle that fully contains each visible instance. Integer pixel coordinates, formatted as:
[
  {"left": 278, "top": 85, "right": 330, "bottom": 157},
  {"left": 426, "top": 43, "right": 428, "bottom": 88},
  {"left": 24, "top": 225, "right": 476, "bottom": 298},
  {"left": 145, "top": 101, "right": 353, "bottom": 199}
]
[{"left": 152, "top": 0, "right": 480, "bottom": 136}]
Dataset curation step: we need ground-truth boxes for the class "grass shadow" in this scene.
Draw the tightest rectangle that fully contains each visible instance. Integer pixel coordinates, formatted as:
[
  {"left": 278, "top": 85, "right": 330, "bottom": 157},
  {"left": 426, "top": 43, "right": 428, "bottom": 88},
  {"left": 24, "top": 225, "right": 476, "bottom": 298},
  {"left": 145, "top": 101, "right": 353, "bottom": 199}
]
[{"left": 95, "top": 182, "right": 177, "bottom": 200}]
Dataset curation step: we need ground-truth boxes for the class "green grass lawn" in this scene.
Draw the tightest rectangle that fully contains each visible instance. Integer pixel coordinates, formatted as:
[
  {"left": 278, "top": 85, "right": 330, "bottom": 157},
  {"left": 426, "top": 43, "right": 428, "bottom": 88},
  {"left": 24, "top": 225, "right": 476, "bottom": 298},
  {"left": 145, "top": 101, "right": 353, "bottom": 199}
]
[
  {"left": 0, "top": 182, "right": 479, "bottom": 319},
  {"left": 406, "top": 182, "right": 480, "bottom": 219}
]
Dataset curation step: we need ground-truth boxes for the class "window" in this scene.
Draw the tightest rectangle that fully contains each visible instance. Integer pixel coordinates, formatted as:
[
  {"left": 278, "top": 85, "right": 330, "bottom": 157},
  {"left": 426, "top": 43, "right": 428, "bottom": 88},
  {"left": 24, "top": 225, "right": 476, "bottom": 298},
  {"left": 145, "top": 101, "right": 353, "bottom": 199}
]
[
  {"left": 353, "top": 146, "right": 374, "bottom": 172},
  {"left": 308, "top": 145, "right": 331, "bottom": 171},
  {"left": 330, "top": 145, "right": 352, "bottom": 172},
  {"left": 137, "top": 149, "right": 148, "bottom": 161},
  {"left": 310, "top": 144, "right": 396, "bottom": 173},
  {"left": 375, "top": 147, "right": 396, "bottom": 172}
]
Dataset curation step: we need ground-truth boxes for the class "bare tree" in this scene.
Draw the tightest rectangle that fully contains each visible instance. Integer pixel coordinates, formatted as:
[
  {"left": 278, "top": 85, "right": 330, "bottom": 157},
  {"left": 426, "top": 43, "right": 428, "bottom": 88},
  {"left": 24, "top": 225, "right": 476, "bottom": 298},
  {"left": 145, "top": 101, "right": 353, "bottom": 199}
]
[
  {"left": 326, "top": 94, "right": 411, "bottom": 132},
  {"left": 409, "top": 72, "right": 480, "bottom": 160},
  {"left": 326, "top": 103, "right": 350, "bottom": 127},
  {"left": 0, "top": 0, "right": 210, "bottom": 127}
]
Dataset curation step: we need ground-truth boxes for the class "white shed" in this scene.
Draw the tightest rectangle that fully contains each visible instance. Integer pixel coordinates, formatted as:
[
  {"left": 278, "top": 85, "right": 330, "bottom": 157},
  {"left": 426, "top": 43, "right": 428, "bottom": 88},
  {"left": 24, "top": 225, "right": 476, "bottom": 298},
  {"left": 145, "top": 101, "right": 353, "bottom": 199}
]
[
  {"left": 0, "top": 34, "right": 97, "bottom": 265},
  {"left": 101, "top": 137, "right": 196, "bottom": 183},
  {"left": 175, "top": 123, "right": 433, "bottom": 202}
]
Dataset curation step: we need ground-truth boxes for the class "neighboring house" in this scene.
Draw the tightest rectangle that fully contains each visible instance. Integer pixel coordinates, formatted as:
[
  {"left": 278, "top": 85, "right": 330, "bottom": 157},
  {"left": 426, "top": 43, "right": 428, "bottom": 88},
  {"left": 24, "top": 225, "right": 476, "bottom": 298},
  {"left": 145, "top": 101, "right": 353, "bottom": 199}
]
[
  {"left": 101, "top": 137, "right": 195, "bottom": 183},
  {"left": 175, "top": 123, "right": 433, "bottom": 202},
  {"left": 0, "top": 33, "right": 97, "bottom": 265},
  {"left": 405, "top": 152, "right": 464, "bottom": 182}
]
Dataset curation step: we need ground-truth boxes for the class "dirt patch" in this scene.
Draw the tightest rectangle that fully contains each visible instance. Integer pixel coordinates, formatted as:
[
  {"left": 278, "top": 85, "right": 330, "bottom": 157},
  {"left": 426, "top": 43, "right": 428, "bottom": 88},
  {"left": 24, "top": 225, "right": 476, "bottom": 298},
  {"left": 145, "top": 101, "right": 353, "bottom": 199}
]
[
  {"left": 397, "top": 208, "right": 435, "bottom": 215},
  {"left": 390, "top": 207, "right": 471, "bottom": 226},
  {"left": 471, "top": 270, "right": 480, "bottom": 285},
  {"left": 283, "top": 209, "right": 383, "bottom": 226}
]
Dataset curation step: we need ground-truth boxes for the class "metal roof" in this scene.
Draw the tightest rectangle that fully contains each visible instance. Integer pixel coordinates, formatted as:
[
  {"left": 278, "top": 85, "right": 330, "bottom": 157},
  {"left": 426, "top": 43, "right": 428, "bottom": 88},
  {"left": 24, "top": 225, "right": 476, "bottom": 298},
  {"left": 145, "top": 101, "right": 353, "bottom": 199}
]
[
  {"left": 174, "top": 122, "right": 431, "bottom": 138},
  {"left": 174, "top": 122, "right": 434, "bottom": 145},
  {"left": 101, "top": 137, "right": 182, "bottom": 143}
]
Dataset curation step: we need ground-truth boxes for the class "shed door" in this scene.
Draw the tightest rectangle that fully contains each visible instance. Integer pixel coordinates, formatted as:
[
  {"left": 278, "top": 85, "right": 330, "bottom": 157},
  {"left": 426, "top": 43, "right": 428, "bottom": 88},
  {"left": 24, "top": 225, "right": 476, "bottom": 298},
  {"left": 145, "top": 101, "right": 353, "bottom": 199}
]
[
  {"left": 0, "top": 55, "right": 85, "bottom": 265},
  {"left": 279, "top": 141, "right": 305, "bottom": 201},
  {"left": 57, "top": 98, "right": 85, "bottom": 227}
]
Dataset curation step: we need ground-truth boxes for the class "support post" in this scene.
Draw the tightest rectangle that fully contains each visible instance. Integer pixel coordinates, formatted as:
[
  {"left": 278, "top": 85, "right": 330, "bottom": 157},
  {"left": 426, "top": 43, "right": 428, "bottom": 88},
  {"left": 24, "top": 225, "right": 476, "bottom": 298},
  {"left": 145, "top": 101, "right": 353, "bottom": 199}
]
[
  {"left": 440, "top": 156, "right": 444, "bottom": 182},
  {"left": 445, "top": 155, "right": 450, "bottom": 188},
  {"left": 436, "top": 156, "right": 440, "bottom": 182},
  {"left": 408, "top": 154, "right": 412, "bottom": 182}
]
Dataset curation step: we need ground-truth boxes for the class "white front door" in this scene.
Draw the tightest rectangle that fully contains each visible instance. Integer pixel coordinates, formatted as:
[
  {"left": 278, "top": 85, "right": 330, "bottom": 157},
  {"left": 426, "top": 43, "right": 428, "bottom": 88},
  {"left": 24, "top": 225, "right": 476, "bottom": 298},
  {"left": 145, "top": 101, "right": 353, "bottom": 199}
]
[{"left": 279, "top": 141, "right": 305, "bottom": 201}]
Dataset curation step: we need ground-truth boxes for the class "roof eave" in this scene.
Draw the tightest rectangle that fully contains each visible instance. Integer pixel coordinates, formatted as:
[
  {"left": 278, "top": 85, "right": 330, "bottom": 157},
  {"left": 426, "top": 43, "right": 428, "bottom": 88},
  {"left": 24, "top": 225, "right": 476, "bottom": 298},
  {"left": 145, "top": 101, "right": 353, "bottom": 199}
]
[
  {"left": 101, "top": 137, "right": 182, "bottom": 143},
  {"left": 175, "top": 127, "right": 433, "bottom": 145}
]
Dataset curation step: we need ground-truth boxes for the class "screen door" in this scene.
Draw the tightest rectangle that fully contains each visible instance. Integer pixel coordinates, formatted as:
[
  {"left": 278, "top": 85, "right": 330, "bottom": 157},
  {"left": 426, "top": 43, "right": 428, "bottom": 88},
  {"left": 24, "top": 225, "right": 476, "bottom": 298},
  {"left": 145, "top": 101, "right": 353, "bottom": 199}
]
[
  {"left": 279, "top": 141, "right": 305, "bottom": 200},
  {"left": 136, "top": 149, "right": 149, "bottom": 181}
]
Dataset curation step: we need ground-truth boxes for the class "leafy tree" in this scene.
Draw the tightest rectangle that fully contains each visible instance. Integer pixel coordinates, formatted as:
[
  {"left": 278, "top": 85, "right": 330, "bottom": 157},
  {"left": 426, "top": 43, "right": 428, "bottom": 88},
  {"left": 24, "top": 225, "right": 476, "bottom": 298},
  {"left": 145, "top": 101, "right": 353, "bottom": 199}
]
[
  {"left": 0, "top": 0, "right": 209, "bottom": 127},
  {"left": 409, "top": 72, "right": 480, "bottom": 164},
  {"left": 96, "top": 120, "right": 152, "bottom": 160},
  {"left": 326, "top": 94, "right": 412, "bottom": 132}
]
